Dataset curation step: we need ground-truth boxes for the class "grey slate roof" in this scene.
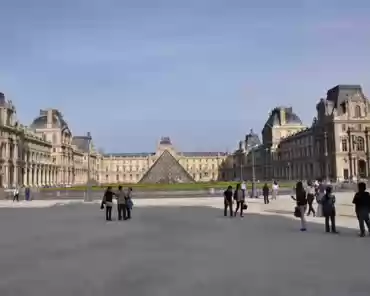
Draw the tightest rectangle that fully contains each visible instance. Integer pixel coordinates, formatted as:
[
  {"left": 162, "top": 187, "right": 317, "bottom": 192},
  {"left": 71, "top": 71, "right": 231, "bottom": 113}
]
[
  {"left": 103, "top": 152, "right": 155, "bottom": 158},
  {"left": 71, "top": 136, "right": 90, "bottom": 152},
  {"left": 30, "top": 109, "right": 69, "bottom": 130},
  {"left": 326, "top": 84, "right": 363, "bottom": 107},
  {"left": 265, "top": 106, "right": 302, "bottom": 127},
  {"left": 245, "top": 129, "right": 261, "bottom": 149},
  {"left": 103, "top": 151, "right": 226, "bottom": 158},
  {"left": 181, "top": 152, "right": 227, "bottom": 157}
]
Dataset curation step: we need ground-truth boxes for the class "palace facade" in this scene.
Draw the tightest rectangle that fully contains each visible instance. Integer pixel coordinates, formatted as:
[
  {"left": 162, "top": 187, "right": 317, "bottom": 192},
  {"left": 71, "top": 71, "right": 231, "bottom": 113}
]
[
  {"left": 0, "top": 91, "right": 228, "bottom": 187},
  {"left": 101, "top": 137, "right": 228, "bottom": 183},
  {"left": 225, "top": 84, "right": 370, "bottom": 182}
]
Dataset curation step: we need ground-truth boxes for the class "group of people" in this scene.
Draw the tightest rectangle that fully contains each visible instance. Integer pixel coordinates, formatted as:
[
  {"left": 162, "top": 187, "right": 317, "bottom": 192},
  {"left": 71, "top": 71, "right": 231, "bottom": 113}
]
[
  {"left": 223, "top": 183, "right": 247, "bottom": 217},
  {"left": 292, "top": 180, "right": 370, "bottom": 237},
  {"left": 262, "top": 181, "right": 279, "bottom": 204},
  {"left": 100, "top": 186, "right": 134, "bottom": 221}
]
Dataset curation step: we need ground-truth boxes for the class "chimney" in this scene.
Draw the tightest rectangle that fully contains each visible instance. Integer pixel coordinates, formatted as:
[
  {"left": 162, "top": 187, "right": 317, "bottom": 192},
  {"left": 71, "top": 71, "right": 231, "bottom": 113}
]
[
  {"left": 47, "top": 109, "right": 53, "bottom": 127},
  {"left": 0, "top": 92, "right": 5, "bottom": 106},
  {"left": 280, "top": 108, "right": 286, "bottom": 125}
]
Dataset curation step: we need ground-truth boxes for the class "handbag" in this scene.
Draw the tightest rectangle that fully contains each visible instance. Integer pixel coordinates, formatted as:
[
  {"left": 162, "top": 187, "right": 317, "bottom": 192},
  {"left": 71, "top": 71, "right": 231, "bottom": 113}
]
[
  {"left": 242, "top": 203, "right": 248, "bottom": 210},
  {"left": 100, "top": 203, "right": 105, "bottom": 210},
  {"left": 294, "top": 206, "right": 301, "bottom": 218}
]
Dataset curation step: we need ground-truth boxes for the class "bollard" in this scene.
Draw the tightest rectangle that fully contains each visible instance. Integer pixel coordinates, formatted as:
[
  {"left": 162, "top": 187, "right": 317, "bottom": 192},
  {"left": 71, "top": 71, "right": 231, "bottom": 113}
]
[
  {"left": 57, "top": 191, "right": 60, "bottom": 197},
  {"left": 209, "top": 188, "right": 215, "bottom": 195}
]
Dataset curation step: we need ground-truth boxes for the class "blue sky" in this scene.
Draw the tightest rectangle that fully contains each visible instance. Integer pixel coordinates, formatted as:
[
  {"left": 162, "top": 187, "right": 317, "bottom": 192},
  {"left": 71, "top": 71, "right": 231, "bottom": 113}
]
[{"left": 1, "top": 0, "right": 369, "bottom": 153}]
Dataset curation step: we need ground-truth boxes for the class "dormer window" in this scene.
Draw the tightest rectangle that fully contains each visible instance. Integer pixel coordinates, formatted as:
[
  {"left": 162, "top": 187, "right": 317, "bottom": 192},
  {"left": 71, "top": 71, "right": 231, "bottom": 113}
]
[{"left": 355, "top": 105, "right": 361, "bottom": 118}]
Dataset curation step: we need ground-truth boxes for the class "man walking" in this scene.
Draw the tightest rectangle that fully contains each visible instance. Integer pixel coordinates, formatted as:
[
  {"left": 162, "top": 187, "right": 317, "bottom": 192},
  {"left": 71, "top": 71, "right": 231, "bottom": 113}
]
[
  {"left": 352, "top": 182, "right": 370, "bottom": 237},
  {"left": 322, "top": 186, "right": 338, "bottom": 234}
]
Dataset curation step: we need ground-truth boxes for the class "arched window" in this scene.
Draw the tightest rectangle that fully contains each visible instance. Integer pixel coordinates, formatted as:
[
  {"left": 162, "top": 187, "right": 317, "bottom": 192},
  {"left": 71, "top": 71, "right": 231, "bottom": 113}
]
[
  {"left": 355, "top": 105, "right": 361, "bottom": 118},
  {"left": 357, "top": 136, "right": 365, "bottom": 151},
  {"left": 341, "top": 139, "right": 348, "bottom": 152}
]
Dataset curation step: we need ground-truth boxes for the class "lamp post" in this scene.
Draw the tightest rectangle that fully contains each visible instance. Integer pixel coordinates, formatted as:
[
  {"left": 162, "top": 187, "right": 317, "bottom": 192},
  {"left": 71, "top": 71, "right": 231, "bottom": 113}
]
[
  {"left": 347, "top": 128, "right": 353, "bottom": 181},
  {"left": 251, "top": 148, "right": 256, "bottom": 197},
  {"left": 239, "top": 151, "right": 245, "bottom": 182},
  {"left": 85, "top": 132, "right": 92, "bottom": 202},
  {"left": 365, "top": 127, "right": 370, "bottom": 178},
  {"left": 246, "top": 144, "right": 258, "bottom": 198},
  {"left": 324, "top": 130, "right": 329, "bottom": 182}
]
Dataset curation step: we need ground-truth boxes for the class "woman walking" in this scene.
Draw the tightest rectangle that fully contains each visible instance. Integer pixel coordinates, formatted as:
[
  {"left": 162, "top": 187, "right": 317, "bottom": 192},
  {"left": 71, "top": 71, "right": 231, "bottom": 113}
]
[
  {"left": 234, "top": 183, "right": 245, "bottom": 217},
  {"left": 272, "top": 181, "right": 279, "bottom": 200},
  {"left": 223, "top": 185, "right": 233, "bottom": 217},
  {"left": 101, "top": 186, "right": 115, "bottom": 221},
  {"left": 116, "top": 185, "right": 126, "bottom": 221},
  {"left": 262, "top": 183, "right": 270, "bottom": 204},
  {"left": 291, "top": 181, "right": 308, "bottom": 231},
  {"left": 125, "top": 187, "right": 133, "bottom": 219},
  {"left": 306, "top": 181, "right": 316, "bottom": 216}
]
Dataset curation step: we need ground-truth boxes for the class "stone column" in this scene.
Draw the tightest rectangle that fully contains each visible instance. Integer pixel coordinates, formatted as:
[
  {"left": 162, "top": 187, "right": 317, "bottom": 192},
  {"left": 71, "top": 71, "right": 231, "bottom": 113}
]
[
  {"left": 4, "top": 165, "right": 9, "bottom": 188},
  {"left": 38, "top": 167, "right": 42, "bottom": 187},
  {"left": 23, "top": 166, "right": 27, "bottom": 186},
  {"left": 40, "top": 166, "right": 43, "bottom": 186},
  {"left": 45, "top": 166, "right": 48, "bottom": 185}
]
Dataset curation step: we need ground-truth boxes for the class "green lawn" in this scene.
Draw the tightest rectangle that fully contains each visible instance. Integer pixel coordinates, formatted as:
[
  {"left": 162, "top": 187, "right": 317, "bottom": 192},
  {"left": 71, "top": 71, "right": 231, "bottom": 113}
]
[{"left": 41, "top": 181, "right": 295, "bottom": 192}]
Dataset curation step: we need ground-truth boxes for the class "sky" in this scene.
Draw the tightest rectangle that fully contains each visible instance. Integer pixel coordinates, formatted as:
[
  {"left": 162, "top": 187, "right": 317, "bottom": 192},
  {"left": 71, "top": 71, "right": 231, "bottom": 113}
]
[{"left": 0, "top": 0, "right": 369, "bottom": 153}]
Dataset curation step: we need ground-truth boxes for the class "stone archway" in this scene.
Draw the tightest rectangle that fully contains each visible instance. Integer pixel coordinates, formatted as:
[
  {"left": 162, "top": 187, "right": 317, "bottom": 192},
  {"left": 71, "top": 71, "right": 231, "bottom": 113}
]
[{"left": 358, "top": 159, "right": 367, "bottom": 178}]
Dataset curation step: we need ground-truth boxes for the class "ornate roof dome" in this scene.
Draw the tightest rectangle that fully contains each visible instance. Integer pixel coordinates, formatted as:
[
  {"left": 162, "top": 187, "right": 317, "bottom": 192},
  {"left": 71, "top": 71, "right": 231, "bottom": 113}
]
[
  {"left": 159, "top": 137, "right": 172, "bottom": 145},
  {"left": 265, "top": 106, "right": 302, "bottom": 127},
  {"left": 245, "top": 129, "right": 261, "bottom": 149},
  {"left": 30, "top": 109, "right": 69, "bottom": 131}
]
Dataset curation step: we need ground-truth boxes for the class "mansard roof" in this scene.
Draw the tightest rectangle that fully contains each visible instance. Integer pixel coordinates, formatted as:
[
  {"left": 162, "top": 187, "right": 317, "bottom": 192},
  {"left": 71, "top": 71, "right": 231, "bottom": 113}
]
[{"left": 265, "top": 106, "right": 302, "bottom": 127}]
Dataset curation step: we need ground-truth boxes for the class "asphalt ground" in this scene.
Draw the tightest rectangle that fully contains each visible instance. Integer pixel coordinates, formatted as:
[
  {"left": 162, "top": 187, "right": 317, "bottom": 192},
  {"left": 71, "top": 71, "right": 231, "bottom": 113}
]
[{"left": 0, "top": 204, "right": 369, "bottom": 295}]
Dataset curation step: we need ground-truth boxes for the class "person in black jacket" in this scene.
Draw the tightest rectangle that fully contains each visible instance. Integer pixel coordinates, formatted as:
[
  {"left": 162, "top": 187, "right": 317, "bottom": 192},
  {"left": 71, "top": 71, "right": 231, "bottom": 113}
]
[
  {"left": 101, "top": 186, "right": 115, "bottom": 221},
  {"left": 352, "top": 182, "right": 370, "bottom": 237},
  {"left": 321, "top": 186, "right": 338, "bottom": 234},
  {"left": 262, "top": 183, "right": 269, "bottom": 204},
  {"left": 223, "top": 185, "right": 233, "bottom": 217},
  {"left": 291, "top": 181, "right": 308, "bottom": 231}
]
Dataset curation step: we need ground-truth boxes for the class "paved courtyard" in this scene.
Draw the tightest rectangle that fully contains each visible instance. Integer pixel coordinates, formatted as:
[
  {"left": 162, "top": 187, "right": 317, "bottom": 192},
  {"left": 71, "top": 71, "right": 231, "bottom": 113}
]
[{"left": 0, "top": 196, "right": 370, "bottom": 296}]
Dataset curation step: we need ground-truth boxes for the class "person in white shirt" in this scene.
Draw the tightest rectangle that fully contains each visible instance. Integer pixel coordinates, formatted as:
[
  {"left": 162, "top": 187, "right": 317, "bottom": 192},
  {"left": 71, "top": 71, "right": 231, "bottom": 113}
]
[
  {"left": 241, "top": 181, "right": 246, "bottom": 199},
  {"left": 272, "top": 181, "right": 279, "bottom": 200},
  {"left": 13, "top": 187, "right": 19, "bottom": 202}
]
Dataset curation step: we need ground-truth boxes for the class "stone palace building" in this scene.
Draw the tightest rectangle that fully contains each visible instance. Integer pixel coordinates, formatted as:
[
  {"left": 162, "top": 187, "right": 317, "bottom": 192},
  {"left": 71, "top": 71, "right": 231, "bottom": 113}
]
[
  {"left": 224, "top": 84, "right": 370, "bottom": 182},
  {"left": 2, "top": 84, "right": 368, "bottom": 187},
  {"left": 0, "top": 91, "right": 227, "bottom": 188}
]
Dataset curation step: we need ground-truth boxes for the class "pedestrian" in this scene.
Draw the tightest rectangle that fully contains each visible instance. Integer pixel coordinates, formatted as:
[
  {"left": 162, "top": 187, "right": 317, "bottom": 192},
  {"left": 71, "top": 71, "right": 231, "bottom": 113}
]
[
  {"left": 241, "top": 181, "right": 246, "bottom": 199},
  {"left": 234, "top": 183, "right": 245, "bottom": 217},
  {"left": 125, "top": 187, "right": 133, "bottom": 220},
  {"left": 321, "top": 186, "right": 338, "bottom": 233},
  {"left": 101, "top": 186, "right": 115, "bottom": 221},
  {"left": 352, "top": 182, "right": 370, "bottom": 237},
  {"left": 272, "top": 181, "right": 279, "bottom": 200},
  {"left": 25, "top": 187, "right": 30, "bottom": 201},
  {"left": 116, "top": 185, "right": 126, "bottom": 221},
  {"left": 13, "top": 186, "right": 19, "bottom": 202},
  {"left": 315, "top": 179, "right": 325, "bottom": 217},
  {"left": 306, "top": 181, "right": 316, "bottom": 216},
  {"left": 223, "top": 185, "right": 233, "bottom": 217},
  {"left": 291, "top": 181, "right": 308, "bottom": 231},
  {"left": 262, "top": 183, "right": 269, "bottom": 204}
]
